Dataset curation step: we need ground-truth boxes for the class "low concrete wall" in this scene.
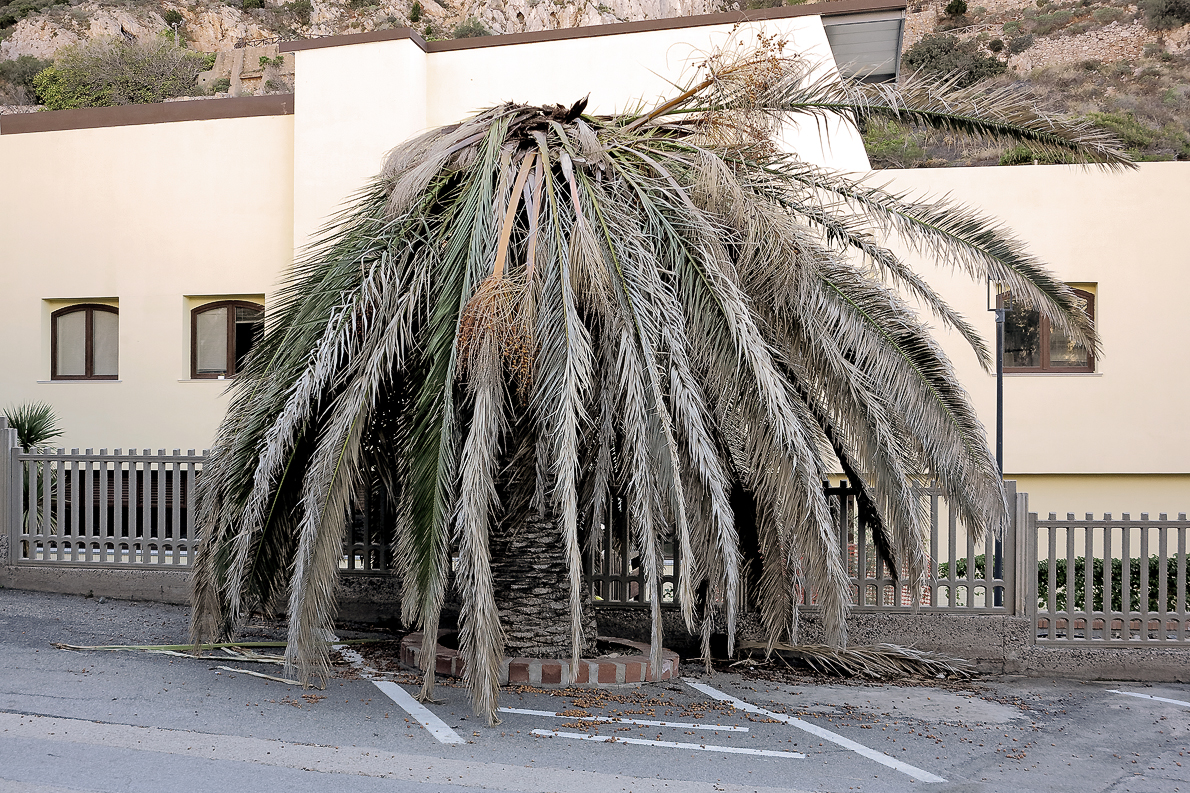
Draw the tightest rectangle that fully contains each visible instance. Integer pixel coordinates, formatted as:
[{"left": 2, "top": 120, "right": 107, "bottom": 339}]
[
  {"left": 1, "top": 565, "right": 191, "bottom": 604},
  {"left": 4, "top": 567, "right": 1185, "bottom": 680},
  {"left": 0, "top": 566, "right": 401, "bottom": 626},
  {"left": 784, "top": 611, "right": 1190, "bottom": 683},
  {"left": 598, "top": 606, "right": 1190, "bottom": 682}
]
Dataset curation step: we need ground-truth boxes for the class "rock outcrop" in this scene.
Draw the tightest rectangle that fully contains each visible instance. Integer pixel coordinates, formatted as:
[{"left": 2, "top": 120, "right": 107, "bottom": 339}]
[{"left": 1, "top": 0, "right": 723, "bottom": 62}]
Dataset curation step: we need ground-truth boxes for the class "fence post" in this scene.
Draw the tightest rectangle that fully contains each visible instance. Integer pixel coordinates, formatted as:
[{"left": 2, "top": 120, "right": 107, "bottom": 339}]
[
  {"left": 1020, "top": 503, "right": 1038, "bottom": 629},
  {"left": 0, "top": 418, "right": 15, "bottom": 567},
  {"left": 1002, "top": 480, "right": 1018, "bottom": 614},
  {"left": 1011, "top": 487, "right": 1031, "bottom": 619}
]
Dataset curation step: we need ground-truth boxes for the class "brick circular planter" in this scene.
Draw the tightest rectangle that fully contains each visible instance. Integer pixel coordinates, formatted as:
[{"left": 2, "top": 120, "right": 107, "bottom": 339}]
[{"left": 399, "top": 631, "right": 680, "bottom": 687}]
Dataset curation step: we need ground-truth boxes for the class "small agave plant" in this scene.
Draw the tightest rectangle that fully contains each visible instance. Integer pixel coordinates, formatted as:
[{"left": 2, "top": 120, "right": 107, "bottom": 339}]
[{"left": 191, "top": 38, "right": 1126, "bottom": 725}]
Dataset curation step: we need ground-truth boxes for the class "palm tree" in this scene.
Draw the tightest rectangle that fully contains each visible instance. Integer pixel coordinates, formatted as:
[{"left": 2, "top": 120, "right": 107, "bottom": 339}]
[{"left": 190, "top": 42, "right": 1127, "bottom": 725}]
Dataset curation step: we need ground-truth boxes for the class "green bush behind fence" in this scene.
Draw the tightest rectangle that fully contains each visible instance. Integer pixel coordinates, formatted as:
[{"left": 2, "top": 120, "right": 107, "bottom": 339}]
[{"left": 936, "top": 554, "right": 1187, "bottom": 612}]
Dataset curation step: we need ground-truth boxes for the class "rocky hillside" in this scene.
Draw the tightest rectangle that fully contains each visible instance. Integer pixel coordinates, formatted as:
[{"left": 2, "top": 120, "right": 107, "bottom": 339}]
[
  {"left": 0, "top": 0, "right": 719, "bottom": 61},
  {"left": 873, "top": 0, "right": 1190, "bottom": 163},
  {"left": 1, "top": 0, "right": 1188, "bottom": 161}
]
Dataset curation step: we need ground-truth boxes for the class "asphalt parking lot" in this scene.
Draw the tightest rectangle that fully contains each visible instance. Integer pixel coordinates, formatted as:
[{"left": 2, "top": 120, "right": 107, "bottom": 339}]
[{"left": 1, "top": 588, "right": 1187, "bottom": 793}]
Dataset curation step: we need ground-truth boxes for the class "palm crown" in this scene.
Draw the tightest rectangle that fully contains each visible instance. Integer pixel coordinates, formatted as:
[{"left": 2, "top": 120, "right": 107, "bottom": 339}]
[{"left": 191, "top": 39, "right": 1126, "bottom": 725}]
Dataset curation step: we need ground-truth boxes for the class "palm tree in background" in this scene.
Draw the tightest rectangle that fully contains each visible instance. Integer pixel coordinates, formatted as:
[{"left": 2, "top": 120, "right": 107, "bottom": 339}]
[{"left": 190, "top": 39, "right": 1127, "bottom": 725}]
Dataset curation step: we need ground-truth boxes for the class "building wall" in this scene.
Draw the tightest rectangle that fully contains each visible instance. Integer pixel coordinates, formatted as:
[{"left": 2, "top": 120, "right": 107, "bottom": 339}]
[
  {"left": 0, "top": 114, "right": 295, "bottom": 451},
  {"left": 0, "top": 22, "right": 1184, "bottom": 520},
  {"left": 882, "top": 162, "right": 1190, "bottom": 516},
  {"left": 291, "top": 15, "right": 872, "bottom": 253}
]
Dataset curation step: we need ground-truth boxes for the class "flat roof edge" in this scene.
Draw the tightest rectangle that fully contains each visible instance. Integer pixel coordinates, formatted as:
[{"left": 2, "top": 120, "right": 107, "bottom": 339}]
[
  {"left": 280, "top": 0, "right": 907, "bottom": 54},
  {"left": 0, "top": 94, "right": 294, "bottom": 136}
]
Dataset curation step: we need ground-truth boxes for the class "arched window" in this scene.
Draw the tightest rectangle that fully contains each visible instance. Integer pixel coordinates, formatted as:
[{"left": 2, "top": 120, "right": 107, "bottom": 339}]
[
  {"left": 51, "top": 304, "right": 119, "bottom": 380},
  {"left": 191, "top": 301, "right": 265, "bottom": 379},
  {"left": 1003, "top": 288, "right": 1095, "bottom": 373}
]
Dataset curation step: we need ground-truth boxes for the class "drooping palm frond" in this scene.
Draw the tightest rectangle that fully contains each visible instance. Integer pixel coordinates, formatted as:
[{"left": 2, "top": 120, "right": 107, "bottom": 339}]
[{"left": 191, "top": 34, "right": 1122, "bottom": 725}]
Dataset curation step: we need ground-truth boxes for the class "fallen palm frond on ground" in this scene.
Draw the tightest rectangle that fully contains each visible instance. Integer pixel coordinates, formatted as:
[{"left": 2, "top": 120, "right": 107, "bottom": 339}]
[
  {"left": 50, "top": 639, "right": 382, "bottom": 668},
  {"left": 736, "top": 640, "right": 975, "bottom": 679},
  {"left": 53, "top": 641, "right": 289, "bottom": 651}
]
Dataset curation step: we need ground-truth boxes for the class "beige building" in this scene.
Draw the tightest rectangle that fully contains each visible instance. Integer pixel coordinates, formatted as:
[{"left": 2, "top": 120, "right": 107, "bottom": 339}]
[{"left": 0, "top": 1, "right": 1185, "bottom": 519}]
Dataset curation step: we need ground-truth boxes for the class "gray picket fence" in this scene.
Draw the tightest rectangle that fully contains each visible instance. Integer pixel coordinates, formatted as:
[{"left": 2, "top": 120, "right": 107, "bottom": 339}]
[
  {"left": 5, "top": 419, "right": 1186, "bottom": 646},
  {"left": 1, "top": 425, "right": 387, "bottom": 574},
  {"left": 1033, "top": 512, "right": 1189, "bottom": 645}
]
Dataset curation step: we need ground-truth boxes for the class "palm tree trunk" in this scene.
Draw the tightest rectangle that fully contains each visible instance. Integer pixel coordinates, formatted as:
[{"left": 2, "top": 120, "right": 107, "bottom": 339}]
[{"left": 489, "top": 518, "right": 598, "bottom": 658}]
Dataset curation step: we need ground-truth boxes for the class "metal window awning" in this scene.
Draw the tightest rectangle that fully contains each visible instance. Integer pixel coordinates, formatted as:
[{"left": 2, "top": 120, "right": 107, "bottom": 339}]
[{"left": 823, "top": 10, "right": 905, "bottom": 83}]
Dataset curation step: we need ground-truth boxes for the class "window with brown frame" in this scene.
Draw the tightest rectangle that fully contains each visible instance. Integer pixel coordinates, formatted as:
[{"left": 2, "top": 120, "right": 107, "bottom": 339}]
[
  {"left": 191, "top": 301, "right": 265, "bottom": 379},
  {"left": 1002, "top": 288, "right": 1095, "bottom": 373},
  {"left": 51, "top": 304, "right": 119, "bottom": 380}
]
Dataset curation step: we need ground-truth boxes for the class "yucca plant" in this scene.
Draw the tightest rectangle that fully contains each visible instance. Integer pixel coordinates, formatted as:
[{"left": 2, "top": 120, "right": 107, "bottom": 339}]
[
  {"left": 4, "top": 402, "right": 64, "bottom": 527},
  {"left": 4, "top": 402, "right": 63, "bottom": 452},
  {"left": 191, "top": 40, "right": 1127, "bottom": 725}
]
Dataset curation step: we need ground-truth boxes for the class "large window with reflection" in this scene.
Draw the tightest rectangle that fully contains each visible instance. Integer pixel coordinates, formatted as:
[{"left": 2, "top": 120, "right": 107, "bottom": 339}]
[
  {"left": 51, "top": 304, "right": 119, "bottom": 380},
  {"left": 191, "top": 301, "right": 265, "bottom": 379},
  {"left": 1003, "top": 288, "right": 1095, "bottom": 373}
]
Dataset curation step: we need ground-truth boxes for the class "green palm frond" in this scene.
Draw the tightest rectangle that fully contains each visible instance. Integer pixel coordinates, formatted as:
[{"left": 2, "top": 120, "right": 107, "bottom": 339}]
[
  {"left": 4, "top": 402, "right": 63, "bottom": 452},
  {"left": 191, "top": 37, "right": 1123, "bottom": 725}
]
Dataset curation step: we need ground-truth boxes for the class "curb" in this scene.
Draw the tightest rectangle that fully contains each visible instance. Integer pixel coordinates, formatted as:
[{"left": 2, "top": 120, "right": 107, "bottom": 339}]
[{"left": 399, "top": 631, "right": 680, "bottom": 687}]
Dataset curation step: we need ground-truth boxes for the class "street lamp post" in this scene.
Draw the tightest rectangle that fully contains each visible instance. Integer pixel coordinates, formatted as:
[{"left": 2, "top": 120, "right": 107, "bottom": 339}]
[{"left": 989, "top": 279, "right": 1005, "bottom": 606}]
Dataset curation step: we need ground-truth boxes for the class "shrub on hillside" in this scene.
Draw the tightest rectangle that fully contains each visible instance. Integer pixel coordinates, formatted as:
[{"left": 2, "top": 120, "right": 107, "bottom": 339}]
[
  {"left": 32, "top": 38, "right": 207, "bottom": 110},
  {"left": 945, "top": 0, "right": 968, "bottom": 17},
  {"left": 452, "top": 17, "right": 490, "bottom": 38},
  {"left": 1033, "top": 9, "right": 1074, "bottom": 35},
  {"left": 901, "top": 34, "right": 1006, "bottom": 87},
  {"left": 284, "top": 0, "right": 311, "bottom": 19},
  {"left": 1086, "top": 111, "right": 1158, "bottom": 149},
  {"left": 1140, "top": 0, "right": 1190, "bottom": 29},
  {"left": 0, "top": 54, "right": 51, "bottom": 104},
  {"left": 998, "top": 145, "right": 1074, "bottom": 165},
  {"left": 1007, "top": 33, "right": 1035, "bottom": 55},
  {"left": 861, "top": 117, "right": 929, "bottom": 168},
  {"left": 163, "top": 9, "right": 184, "bottom": 27},
  {"left": 0, "top": 0, "right": 62, "bottom": 29}
]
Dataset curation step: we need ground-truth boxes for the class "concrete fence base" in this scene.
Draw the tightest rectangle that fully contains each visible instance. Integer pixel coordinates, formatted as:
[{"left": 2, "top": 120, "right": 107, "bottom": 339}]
[
  {"left": 0, "top": 566, "right": 401, "bottom": 626},
  {"left": 792, "top": 611, "right": 1190, "bottom": 683},
  {"left": 3, "top": 569, "right": 1187, "bottom": 682}
]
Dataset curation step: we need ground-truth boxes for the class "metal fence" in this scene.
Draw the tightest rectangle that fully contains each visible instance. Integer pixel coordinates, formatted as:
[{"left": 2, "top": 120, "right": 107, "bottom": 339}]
[
  {"left": 10, "top": 419, "right": 1185, "bottom": 644},
  {"left": 587, "top": 479, "right": 1023, "bottom": 615},
  {"left": 808, "top": 480, "right": 1017, "bottom": 613},
  {"left": 585, "top": 490, "right": 680, "bottom": 607},
  {"left": 9, "top": 447, "right": 205, "bottom": 567},
  {"left": 1033, "top": 512, "right": 1189, "bottom": 645}
]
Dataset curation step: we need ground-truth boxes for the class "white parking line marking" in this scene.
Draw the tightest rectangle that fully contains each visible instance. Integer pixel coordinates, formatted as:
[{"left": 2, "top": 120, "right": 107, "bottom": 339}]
[
  {"left": 533, "top": 730, "right": 804, "bottom": 758},
  {"left": 684, "top": 679, "right": 946, "bottom": 784},
  {"left": 1108, "top": 690, "right": 1190, "bottom": 708},
  {"left": 372, "top": 681, "right": 465, "bottom": 744},
  {"left": 500, "top": 707, "right": 749, "bottom": 731}
]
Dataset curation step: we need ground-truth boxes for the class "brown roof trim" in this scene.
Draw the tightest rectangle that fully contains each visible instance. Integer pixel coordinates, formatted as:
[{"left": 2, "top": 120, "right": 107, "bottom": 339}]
[
  {"left": 281, "top": 27, "right": 427, "bottom": 52},
  {"left": 0, "top": 95, "right": 294, "bottom": 135},
  {"left": 281, "top": 0, "right": 906, "bottom": 55}
]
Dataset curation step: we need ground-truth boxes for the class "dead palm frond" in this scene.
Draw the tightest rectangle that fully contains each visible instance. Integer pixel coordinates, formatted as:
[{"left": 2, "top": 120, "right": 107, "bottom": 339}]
[
  {"left": 736, "top": 640, "right": 976, "bottom": 679},
  {"left": 191, "top": 37, "right": 1124, "bottom": 726}
]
